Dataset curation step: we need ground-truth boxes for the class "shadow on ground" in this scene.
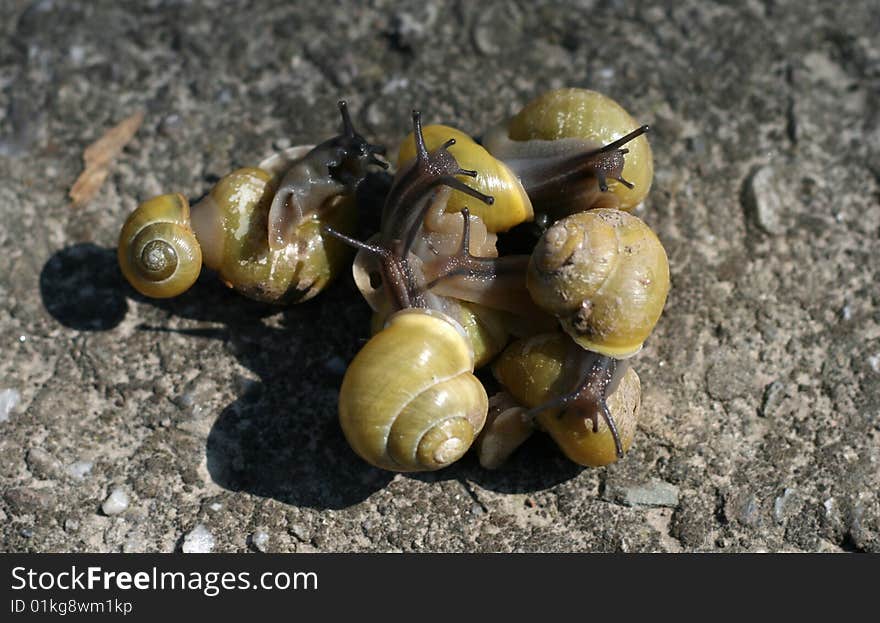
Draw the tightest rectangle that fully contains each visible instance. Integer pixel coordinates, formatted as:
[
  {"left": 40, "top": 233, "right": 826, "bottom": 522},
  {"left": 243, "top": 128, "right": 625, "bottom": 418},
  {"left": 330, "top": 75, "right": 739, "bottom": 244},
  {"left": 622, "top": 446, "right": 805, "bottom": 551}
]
[{"left": 40, "top": 243, "right": 583, "bottom": 510}]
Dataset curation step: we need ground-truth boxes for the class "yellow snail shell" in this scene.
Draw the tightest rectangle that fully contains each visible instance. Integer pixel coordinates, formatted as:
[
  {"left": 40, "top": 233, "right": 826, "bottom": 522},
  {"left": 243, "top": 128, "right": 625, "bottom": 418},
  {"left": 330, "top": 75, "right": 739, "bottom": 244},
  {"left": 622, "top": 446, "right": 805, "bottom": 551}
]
[
  {"left": 190, "top": 159, "right": 355, "bottom": 304},
  {"left": 338, "top": 309, "right": 488, "bottom": 472},
  {"left": 117, "top": 193, "right": 202, "bottom": 298},
  {"left": 396, "top": 124, "right": 533, "bottom": 232},
  {"left": 527, "top": 208, "right": 669, "bottom": 358},
  {"left": 492, "top": 333, "right": 641, "bottom": 467},
  {"left": 483, "top": 88, "right": 653, "bottom": 212}
]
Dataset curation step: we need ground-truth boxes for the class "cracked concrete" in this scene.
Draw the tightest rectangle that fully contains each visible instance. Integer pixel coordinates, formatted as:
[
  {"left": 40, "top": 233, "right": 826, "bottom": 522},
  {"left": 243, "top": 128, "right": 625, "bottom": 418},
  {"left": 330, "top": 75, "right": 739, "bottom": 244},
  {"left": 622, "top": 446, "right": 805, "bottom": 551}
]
[{"left": 1, "top": 0, "right": 879, "bottom": 552}]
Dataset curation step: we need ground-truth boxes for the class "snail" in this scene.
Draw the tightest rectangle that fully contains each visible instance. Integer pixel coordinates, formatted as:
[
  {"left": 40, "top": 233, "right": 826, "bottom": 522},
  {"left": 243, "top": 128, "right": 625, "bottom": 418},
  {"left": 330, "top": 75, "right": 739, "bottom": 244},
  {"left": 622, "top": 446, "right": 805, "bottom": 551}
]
[
  {"left": 329, "top": 110, "right": 518, "bottom": 471},
  {"left": 117, "top": 193, "right": 202, "bottom": 298},
  {"left": 396, "top": 124, "right": 533, "bottom": 232},
  {"left": 118, "top": 101, "right": 386, "bottom": 303},
  {"left": 339, "top": 309, "right": 488, "bottom": 471},
  {"left": 483, "top": 88, "right": 653, "bottom": 218},
  {"left": 490, "top": 332, "right": 642, "bottom": 467},
  {"left": 527, "top": 208, "right": 670, "bottom": 359}
]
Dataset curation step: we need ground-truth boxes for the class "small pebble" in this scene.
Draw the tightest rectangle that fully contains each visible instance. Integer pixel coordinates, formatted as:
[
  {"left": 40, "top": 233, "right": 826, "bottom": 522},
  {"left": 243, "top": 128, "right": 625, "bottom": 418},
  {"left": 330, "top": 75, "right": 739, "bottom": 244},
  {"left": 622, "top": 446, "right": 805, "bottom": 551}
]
[
  {"left": 63, "top": 518, "right": 80, "bottom": 532},
  {"left": 66, "top": 460, "right": 93, "bottom": 480},
  {"left": 0, "top": 388, "right": 21, "bottom": 422},
  {"left": 182, "top": 524, "right": 215, "bottom": 553},
  {"left": 737, "top": 494, "right": 761, "bottom": 527},
  {"left": 868, "top": 354, "right": 880, "bottom": 374},
  {"left": 744, "top": 166, "right": 788, "bottom": 235},
  {"left": 773, "top": 488, "right": 795, "bottom": 523},
  {"left": 101, "top": 487, "right": 129, "bottom": 516},
  {"left": 273, "top": 137, "right": 292, "bottom": 151},
  {"left": 251, "top": 527, "right": 270, "bottom": 553},
  {"left": 604, "top": 480, "right": 680, "bottom": 508}
]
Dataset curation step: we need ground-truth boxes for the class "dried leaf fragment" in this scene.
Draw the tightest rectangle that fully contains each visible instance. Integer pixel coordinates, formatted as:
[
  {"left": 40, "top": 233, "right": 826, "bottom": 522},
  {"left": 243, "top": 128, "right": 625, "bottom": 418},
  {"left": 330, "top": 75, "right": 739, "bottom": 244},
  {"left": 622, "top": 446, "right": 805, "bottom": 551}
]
[{"left": 69, "top": 110, "right": 144, "bottom": 207}]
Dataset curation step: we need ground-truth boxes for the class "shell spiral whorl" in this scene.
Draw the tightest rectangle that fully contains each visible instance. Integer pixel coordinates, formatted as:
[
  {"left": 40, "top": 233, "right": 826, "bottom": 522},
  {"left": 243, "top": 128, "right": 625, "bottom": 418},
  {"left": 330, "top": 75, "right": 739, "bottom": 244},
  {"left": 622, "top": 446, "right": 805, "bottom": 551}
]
[
  {"left": 338, "top": 309, "right": 488, "bottom": 472},
  {"left": 118, "top": 193, "right": 202, "bottom": 298}
]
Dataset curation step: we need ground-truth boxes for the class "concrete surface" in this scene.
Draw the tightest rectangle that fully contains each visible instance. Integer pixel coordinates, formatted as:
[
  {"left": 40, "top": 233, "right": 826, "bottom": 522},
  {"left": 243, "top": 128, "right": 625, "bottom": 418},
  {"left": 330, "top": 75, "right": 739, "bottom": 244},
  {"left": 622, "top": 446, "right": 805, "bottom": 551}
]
[{"left": 1, "top": 0, "right": 878, "bottom": 552}]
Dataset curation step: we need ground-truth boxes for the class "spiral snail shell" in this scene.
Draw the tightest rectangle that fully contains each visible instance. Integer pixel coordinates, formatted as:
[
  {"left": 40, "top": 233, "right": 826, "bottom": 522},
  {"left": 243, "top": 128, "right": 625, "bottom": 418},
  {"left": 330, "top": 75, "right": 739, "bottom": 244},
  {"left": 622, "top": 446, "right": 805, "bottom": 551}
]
[
  {"left": 527, "top": 208, "right": 669, "bottom": 358},
  {"left": 492, "top": 333, "right": 641, "bottom": 467},
  {"left": 190, "top": 163, "right": 356, "bottom": 303},
  {"left": 118, "top": 101, "right": 384, "bottom": 304},
  {"left": 483, "top": 88, "right": 653, "bottom": 215},
  {"left": 117, "top": 193, "right": 202, "bottom": 298},
  {"left": 338, "top": 309, "right": 488, "bottom": 471}
]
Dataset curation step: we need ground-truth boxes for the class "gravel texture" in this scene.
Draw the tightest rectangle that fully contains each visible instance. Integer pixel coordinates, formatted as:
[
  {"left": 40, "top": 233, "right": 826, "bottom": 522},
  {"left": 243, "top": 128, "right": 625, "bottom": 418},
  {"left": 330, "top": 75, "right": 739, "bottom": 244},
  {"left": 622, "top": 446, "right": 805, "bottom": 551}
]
[{"left": 1, "top": 0, "right": 878, "bottom": 553}]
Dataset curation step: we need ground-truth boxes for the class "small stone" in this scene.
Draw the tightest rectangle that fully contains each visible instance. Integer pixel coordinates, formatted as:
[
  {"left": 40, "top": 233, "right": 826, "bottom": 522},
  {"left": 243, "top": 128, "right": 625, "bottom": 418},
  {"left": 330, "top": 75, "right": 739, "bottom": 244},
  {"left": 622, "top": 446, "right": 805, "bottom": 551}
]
[
  {"left": 63, "top": 518, "right": 80, "bottom": 532},
  {"left": 774, "top": 488, "right": 795, "bottom": 523},
  {"left": 744, "top": 165, "right": 788, "bottom": 235},
  {"left": 251, "top": 527, "right": 270, "bottom": 553},
  {"left": 604, "top": 480, "right": 680, "bottom": 508},
  {"left": 272, "top": 137, "right": 292, "bottom": 151},
  {"left": 0, "top": 388, "right": 21, "bottom": 423},
  {"left": 101, "top": 487, "right": 130, "bottom": 516},
  {"left": 182, "top": 524, "right": 215, "bottom": 553},
  {"left": 26, "top": 448, "right": 64, "bottom": 480},
  {"left": 66, "top": 460, "right": 93, "bottom": 481},
  {"left": 288, "top": 523, "right": 310, "bottom": 543},
  {"left": 760, "top": 381, "right": 785, "bottom": 417},
  {"left": 737, "top": 494, "right": 762, "bottom": 527}
]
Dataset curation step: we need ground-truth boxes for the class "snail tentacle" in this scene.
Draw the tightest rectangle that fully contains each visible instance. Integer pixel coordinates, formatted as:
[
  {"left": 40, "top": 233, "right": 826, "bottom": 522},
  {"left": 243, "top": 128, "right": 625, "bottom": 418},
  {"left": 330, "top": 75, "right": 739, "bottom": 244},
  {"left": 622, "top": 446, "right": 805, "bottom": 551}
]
[
  {"left": 508, "top": 125, "right": 649, "bottom": 207},
  {"left": 382, "top": 111, "right": 494, "bottom": 257},
  {"left": 525, "top": 353, "right": 624, "bottom": 458},
  {"left": 267, "top": 100, "right": 387, "bottom": 250}
]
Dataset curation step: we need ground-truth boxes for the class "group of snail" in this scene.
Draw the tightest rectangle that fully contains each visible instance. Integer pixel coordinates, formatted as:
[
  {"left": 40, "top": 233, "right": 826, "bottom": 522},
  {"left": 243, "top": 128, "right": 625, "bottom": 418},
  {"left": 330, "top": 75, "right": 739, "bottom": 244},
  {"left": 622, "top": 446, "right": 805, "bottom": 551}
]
[{"left": 118, "top": 88, "right": 670, "bottom": 473}]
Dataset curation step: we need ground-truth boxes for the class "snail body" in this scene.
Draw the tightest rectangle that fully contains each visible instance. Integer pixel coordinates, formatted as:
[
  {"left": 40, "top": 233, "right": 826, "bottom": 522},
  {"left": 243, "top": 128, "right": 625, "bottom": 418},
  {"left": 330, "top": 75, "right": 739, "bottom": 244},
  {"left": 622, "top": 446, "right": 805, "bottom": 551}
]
[
  {"left": 117, "top": 193, "right": 202, "bottom": 298},
  {"left": 118, "top": 101, "right": 385, "bottom": 303},
  {"left": 483, "top": 88, "right": 653, "bottom": 215},
  {"left": 396, "top": 124, "right": 533, "bottom": 232},
  {"left": 492, "top": 333, "right": 641, "bottom": 467},
  {"left": 528, "top": 208, "right": 669, "bottom": 358},
  {"left": 338, "top": 310, "right": 488, "bottom": 471},
  {"left": 190, "top": 165, "right": 356, "bottom": 303}
]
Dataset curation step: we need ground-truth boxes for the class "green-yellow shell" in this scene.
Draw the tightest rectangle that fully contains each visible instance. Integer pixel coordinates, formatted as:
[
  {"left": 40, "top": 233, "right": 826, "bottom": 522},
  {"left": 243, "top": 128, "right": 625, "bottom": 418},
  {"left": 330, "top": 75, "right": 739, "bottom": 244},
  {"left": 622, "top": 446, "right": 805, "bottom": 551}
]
[
  {"left": 369, "top": 300, "right": 510, "bottom": 370},
  {"left": 190, "top": 167, "right": 355, "bottom": 303},
  {"left": 397, "top": 124, "right": 533, "bottom": 232},
  {"left": 118, "top": 193, "right": 203, "bottom": 298},
  {"left": 527, "top": 209, "right": 669, "bottom": 358},
  {"left": 492, "top": 333, "right": 641, "bottom": 467},
  {"left": 499, "top": 88, "right": 653, "bottom": 211},
  {"left": 339, "top": 310, "right": 488, "bottom": 472}
]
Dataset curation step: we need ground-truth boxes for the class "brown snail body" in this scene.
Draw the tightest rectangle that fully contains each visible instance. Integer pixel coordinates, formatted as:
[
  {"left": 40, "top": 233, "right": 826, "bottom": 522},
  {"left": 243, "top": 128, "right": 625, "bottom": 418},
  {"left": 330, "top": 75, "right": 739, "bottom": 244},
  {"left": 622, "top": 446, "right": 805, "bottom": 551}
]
[
  {"left": 396, "top": 124, "right": 533, "bottom": 232},
  {"left": 483, "top": 88, "right": 653, "bottom": 216},
  {"left": 491, "top": 333, "right": 641, "bottom": 467},
  {"left": 118, "top": 101, "right": 385, "bottom": 303}
]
